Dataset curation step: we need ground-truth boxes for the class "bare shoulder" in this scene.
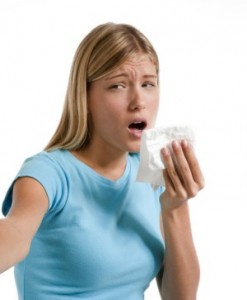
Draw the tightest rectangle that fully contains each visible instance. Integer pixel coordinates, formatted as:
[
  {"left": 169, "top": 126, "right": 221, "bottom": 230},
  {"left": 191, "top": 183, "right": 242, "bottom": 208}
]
[{"left": 6, "top": 177, "right": 49, "bottom": 242}]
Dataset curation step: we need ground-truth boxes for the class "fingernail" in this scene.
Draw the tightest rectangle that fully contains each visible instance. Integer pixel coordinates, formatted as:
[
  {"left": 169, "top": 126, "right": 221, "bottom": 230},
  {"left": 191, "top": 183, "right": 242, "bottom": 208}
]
[
  {"left": 172, "top": 140, "right": 179, "bottom": 149},
  {"left": 162, "top": 147, "right": 170, "bottom": 156},
  {"left": 182, "top": 139, "right": 188, "bottom": 148}
]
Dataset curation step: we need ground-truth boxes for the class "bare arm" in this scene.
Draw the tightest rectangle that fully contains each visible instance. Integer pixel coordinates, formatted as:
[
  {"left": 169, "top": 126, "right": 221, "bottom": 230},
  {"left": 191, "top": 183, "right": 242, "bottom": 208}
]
[
  {"left": 0, "top": 177, "right": 48, "bottom": 273},
  {"left": 157, "top": 140, "right": 205, "bottom": 300}
]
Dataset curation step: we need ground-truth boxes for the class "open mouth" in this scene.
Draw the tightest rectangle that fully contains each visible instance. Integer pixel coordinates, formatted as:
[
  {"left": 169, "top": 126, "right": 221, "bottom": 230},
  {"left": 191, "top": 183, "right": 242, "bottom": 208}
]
[{"left": 128, "top": 121, "right": 147, "bottom": 131}]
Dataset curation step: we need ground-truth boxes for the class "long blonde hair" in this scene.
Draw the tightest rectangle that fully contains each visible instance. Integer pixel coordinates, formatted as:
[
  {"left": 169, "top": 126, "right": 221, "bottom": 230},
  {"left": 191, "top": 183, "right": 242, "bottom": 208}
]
[{"left": 45, "top": 23, "right": 159, "bottom": 151}]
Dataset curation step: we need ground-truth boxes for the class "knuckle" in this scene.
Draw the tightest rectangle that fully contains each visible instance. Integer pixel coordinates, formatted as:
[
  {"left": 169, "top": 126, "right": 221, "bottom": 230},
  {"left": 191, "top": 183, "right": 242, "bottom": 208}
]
[
  {"left": 178, "top": 190, "right": 188, "bottom": 202},
  {"left": 181, "top": 165, "right": 190, "bottom": 174},
  {"left": 199, "top": 178, "right": 205, "bottom": 190},
  {"left": 170, "top": 168, "right": 178, "bottom": 178},
  {"left": 187, "top": 185, "right": 198, "bottom": 198},
  {"left": 191, "top": 160, "right": 199, "bottom": 169}
]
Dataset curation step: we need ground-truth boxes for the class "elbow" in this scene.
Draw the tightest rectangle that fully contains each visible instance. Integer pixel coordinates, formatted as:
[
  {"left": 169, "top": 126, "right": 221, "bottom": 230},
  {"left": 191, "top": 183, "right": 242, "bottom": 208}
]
[
  {"left": 186, "top": 257, "right": 201, "bottom": 299},
  {"left": 0, "top": 242, "right": 30, "bottom": 274},
  {"left": 161, "top": 288, "right": 199, "bottom": 300},
  {"left": 15, "top": 241, "right": 31, "bottom": 264},
  {"left": 160, "top": 265, "right": 200, "bottom": 300},
  {"left": 10, "top": 240, "right": 30, "bottom": 272},
  {"left": 0, "top": 219, "right": 32, "bottom": 273},
  {"left": 20, "top": 240, "right": 31, "bottom": 261}
]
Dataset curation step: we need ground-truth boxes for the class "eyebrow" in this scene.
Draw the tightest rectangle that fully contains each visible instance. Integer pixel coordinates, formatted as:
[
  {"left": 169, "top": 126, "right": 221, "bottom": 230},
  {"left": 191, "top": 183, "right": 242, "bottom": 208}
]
[{"left": 105, "top": 73, "right": 158, "bottom": 80}]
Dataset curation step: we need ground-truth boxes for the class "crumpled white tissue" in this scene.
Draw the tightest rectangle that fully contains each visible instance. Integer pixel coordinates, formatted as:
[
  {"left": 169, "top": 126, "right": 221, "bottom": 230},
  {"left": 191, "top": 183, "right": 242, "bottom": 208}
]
[{"left": 136, "top": 126, "right": 195, "bottom": 187}]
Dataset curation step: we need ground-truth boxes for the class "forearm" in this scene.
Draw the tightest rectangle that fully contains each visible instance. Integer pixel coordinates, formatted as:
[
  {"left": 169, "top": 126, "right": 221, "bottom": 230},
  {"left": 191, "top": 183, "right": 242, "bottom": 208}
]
[
  {"left": 160, "top": 203, "right": 200, "bottom": 300},
  {"left": 0, "top": 218, "right": 29, "bottom": 273}
]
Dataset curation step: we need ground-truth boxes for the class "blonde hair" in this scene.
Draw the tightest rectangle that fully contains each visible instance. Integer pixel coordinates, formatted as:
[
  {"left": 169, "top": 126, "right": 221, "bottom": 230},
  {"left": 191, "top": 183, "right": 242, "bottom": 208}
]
[{"left": 45, "top": 22, "right": 159, "bottom": 151}]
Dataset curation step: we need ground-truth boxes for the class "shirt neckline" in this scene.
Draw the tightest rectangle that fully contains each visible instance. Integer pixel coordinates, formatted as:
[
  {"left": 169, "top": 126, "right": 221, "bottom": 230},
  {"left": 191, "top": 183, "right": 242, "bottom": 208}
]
[{"left": 63, "top": 150, "right": 131, "bottom": 187}]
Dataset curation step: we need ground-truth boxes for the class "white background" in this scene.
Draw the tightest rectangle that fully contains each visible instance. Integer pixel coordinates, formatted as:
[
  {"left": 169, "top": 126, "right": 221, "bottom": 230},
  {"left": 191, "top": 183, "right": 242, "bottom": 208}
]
[{"left": 0, "top": 0, "right": 247, "bottom": 299}]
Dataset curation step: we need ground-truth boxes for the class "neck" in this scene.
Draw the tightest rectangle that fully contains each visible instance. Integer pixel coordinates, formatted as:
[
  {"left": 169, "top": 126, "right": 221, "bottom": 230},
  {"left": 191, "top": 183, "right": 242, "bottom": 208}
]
[{"left": 72, "top": 142, "right": 128, "bottom": 181}]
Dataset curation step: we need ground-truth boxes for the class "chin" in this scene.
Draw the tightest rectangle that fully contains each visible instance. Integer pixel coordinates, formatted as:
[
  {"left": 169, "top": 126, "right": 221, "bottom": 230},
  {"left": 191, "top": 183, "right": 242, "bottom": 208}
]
[{"left": 126, "top": 143, "right": 141, "bottom": 154}]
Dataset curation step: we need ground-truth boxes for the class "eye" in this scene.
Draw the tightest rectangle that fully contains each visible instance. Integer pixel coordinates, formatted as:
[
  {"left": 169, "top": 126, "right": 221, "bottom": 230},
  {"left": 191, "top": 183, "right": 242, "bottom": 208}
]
[
  {"left": 109, "top": 83, "right": 125, "bottom": 90},
  {"left": 142, "top": 82, "right": 157, "bottom": 88}
]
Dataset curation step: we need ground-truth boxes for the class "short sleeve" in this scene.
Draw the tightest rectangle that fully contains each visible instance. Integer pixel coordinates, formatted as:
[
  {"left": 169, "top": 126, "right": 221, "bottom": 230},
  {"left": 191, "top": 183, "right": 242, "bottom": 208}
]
[{"left": 2, "top": 151, "right": 69, "bottom": 216}]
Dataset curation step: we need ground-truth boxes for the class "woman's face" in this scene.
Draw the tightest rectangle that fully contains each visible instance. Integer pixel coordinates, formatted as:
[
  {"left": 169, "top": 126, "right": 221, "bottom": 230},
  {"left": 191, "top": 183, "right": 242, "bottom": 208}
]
[{"left": 87, "top": 55, "right": 159, "bottom": 154}]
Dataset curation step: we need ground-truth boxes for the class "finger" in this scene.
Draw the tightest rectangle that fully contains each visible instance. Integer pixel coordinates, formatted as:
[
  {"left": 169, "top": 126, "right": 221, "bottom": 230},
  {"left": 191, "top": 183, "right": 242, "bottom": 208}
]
[
  {"left": 161, "top": 146, "right": 187, "bottom": 199},
  {"left": 163, "top": 168, "right": 175, "bottom": 195},
  {"left": 181, "top": 140, "right": 205, "bottom": 189},
  {"left": 171, "top": 140, "right": 195, "bottom": 187},
  {"left": 170, "top": 140, "right": 204, "bottom": 198}
]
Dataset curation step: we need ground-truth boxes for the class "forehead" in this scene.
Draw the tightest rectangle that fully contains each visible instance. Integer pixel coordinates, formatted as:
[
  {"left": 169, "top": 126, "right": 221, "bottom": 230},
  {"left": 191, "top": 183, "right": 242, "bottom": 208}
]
[{"left": 108, "top": 55, "right": 157, "bottom": 77}]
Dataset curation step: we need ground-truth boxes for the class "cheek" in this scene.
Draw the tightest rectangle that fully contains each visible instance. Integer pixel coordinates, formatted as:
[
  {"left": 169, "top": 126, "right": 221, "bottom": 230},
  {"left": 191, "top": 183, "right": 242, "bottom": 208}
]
[
  {"left": 100, "top": 99, "right": 127, "bottom": 118},
  {"left": 150, "top": 98, "right": 159, "bottom": 116},
  {"left": 91, "top": 104, "right": 121, "bottom": 129}
]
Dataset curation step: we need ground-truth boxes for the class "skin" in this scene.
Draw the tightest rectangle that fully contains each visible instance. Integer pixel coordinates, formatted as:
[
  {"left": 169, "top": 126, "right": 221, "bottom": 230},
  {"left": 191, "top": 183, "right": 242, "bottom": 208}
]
[
  {"left": 72, "top": 55, "right": 159, "bottom": 179},
  {"left": 0, "top": 55, "right": 205, "bottom": 300},
  {"left": 158, "top": 140, "right": 204, "bottom": 300}
]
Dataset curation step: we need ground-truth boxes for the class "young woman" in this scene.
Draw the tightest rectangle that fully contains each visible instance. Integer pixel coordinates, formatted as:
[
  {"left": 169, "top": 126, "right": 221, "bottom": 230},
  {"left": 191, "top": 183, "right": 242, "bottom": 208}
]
[{"left": 0, "top": 23, "right": 204, "bottom": 299}]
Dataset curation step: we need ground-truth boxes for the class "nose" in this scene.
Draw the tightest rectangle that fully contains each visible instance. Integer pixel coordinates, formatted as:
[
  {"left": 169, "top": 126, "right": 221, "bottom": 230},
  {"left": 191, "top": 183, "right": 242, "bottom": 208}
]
[{"left": 129, "top": 87, "right": 146, "bottom": 111}]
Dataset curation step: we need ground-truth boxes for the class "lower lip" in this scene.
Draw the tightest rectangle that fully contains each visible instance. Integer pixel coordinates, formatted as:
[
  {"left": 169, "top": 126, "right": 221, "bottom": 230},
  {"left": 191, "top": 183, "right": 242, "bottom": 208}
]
[{"left": 128, "top": 128, "right": 143, "bottom": 138}]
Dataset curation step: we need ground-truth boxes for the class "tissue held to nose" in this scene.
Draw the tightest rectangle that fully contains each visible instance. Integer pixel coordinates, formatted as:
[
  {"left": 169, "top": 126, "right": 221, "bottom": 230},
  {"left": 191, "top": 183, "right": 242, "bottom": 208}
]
[{"left": 136, "top": 126, "right": 195, "bottom": 187}]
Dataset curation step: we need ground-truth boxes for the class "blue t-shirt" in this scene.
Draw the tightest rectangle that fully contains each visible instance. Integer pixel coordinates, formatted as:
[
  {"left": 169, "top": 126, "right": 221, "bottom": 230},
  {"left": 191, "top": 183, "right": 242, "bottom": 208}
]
[{"left": 2, "top": 150, "right": 165, "bottom": 300}]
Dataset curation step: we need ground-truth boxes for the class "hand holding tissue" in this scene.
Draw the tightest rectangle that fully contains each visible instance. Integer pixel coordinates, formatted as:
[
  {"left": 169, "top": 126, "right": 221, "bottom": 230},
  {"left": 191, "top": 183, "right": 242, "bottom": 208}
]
[{"left": 136, "top": 126, "right": 195, "bottom": 187}]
